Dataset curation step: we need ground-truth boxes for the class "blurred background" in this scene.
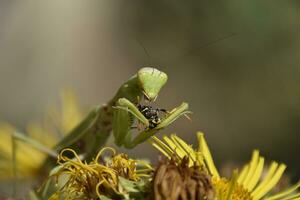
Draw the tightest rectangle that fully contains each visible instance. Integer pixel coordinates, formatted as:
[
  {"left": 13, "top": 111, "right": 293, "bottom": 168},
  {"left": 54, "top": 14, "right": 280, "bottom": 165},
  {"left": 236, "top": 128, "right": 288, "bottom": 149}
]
[{"left": 0, "top": 0, "right": 299, "bottom": 186}]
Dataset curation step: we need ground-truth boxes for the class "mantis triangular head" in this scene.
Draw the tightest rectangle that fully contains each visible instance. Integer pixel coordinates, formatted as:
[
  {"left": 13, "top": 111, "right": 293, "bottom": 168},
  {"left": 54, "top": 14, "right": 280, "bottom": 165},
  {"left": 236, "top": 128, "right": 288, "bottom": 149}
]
[{"left": 138, "top": 67, "right": 168, "bottom": 101}]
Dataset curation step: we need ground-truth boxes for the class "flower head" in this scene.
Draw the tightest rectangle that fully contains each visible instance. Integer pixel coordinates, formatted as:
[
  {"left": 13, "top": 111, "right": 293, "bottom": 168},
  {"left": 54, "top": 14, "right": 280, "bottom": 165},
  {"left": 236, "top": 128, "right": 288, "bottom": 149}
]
[
  {"left": 0, "top": 90, "right": 83, "bottom": 179},
  {"left": 47, "top": 147, "right": 152, "bottom": 200},
  {"left": 150, "top": 132, "right": 300, "bottom": 200},
  {"left": 153, "top": 156, "right": 215, "bottom": 200}
]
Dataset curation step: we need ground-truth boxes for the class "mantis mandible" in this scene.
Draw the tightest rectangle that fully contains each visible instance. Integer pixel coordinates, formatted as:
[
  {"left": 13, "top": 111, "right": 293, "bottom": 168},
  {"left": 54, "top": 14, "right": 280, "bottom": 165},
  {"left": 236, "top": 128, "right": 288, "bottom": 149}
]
[{"left": 47, "top": 67, "right": 190, "bottom": 162}]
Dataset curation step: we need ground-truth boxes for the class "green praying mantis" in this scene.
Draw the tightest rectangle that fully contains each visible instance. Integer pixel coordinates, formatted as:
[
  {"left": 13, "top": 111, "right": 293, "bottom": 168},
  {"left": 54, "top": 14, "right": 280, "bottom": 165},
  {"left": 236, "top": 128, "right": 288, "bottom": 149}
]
[
  {"left": 31, "top": 67, "right": 190, "bottom": 166},
  {"left": 11, "top": 34, "right": 236, "bottom": 172},
  {"left": 10, "top": 67, "right": 190, "bottom": 198}
]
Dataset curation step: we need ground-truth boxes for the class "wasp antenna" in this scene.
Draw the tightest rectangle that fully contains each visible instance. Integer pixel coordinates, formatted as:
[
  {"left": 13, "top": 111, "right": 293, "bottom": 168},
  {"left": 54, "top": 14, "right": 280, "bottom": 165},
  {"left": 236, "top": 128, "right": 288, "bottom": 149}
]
[{"left": 184, "top": 113, "right": 192, "bottom": 122}]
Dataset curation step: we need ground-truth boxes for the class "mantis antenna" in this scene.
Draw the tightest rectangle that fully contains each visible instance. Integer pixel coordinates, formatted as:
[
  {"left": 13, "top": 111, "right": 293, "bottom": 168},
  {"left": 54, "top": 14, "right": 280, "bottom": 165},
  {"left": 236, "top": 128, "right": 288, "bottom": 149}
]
[{"left": 136, "top": 38, "right": 153, "bottom": 66}]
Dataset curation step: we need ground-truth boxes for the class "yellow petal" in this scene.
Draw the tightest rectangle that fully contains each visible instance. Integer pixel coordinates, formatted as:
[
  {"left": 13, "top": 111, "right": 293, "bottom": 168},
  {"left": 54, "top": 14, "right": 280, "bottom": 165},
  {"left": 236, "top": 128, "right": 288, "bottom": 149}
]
[
  {"left": 252, "top": 161, "right": 278, "bottom": 197},
  {"left": 252, "top": 163, "right": 286, "bottom": 200},
  {"left": 237, "top": 164, "right": 249, "bottom": 184},
  {"left": 60, "top": 89, "right": 83, "bottom": 133},
  {"left": 242, "top": 150, "right": 259, "bottom": 187},
  {"left": 148, "top": 136, "right": 173, "bottom": 159},
  {"left": 247, "top": 157, "right": 264, "bottom": 191},
  {"left": 163, "top": 135, "right": 186, "bottom": 159},
  {"left": 197, "top": 132, "right": 219, "bottom": 178},
  {"left": 171, "top": 134, "right": 196, "bottom": 165},
  {"left": 265, "top": 180, "right": 300, "bottom": 200}
]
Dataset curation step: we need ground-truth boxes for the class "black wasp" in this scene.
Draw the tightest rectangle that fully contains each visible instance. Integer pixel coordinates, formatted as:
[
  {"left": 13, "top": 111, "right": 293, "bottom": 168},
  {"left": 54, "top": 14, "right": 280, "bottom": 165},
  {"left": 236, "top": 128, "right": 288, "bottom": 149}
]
[{"left": 137, "top": 104, "right": 167, "bottom": 129}]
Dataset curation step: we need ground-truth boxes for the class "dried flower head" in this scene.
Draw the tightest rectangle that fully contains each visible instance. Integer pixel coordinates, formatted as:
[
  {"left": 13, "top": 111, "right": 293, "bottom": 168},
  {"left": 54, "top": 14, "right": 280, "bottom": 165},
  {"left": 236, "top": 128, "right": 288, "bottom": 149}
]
[
  {"left": 48, "top": 147, "right": 152, "bottom": 200},
  {"left": 153, "top": 156, "right": 215, "bottom": 200}
]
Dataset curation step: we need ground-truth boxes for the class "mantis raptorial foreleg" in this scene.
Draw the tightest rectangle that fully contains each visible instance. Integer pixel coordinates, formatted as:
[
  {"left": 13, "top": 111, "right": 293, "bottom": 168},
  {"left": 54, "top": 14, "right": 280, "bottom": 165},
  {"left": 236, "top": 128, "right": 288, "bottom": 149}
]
[
  {"left": 113, "top": 98, "right": 149, "bottom": 147},
  {"left": 113, "top": 98, "right": 190, "bottom": 149}
]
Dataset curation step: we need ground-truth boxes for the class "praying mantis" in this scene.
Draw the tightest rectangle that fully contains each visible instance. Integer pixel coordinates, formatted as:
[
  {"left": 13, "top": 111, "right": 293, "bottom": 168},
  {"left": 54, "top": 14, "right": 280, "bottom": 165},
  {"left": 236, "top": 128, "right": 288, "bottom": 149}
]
[
  {"left": 11, "top": 67, "right": 190, "bottom": 181},
  {"left": 37, "top": 67, "right": 191, "bottom": 165}
]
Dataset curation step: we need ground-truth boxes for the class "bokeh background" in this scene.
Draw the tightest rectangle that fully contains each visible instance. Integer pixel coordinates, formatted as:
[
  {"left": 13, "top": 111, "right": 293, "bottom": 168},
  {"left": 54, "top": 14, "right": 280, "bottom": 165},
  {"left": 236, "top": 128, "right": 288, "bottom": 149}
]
[{"left": 0, "top": 0, "right": 299, "bottom": 185}]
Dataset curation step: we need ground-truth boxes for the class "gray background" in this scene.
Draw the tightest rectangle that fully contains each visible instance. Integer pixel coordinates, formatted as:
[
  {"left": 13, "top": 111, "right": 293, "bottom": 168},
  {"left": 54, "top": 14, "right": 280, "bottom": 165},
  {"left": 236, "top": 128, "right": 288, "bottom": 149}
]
[{"left": 0, "top": 1, "right": 299, "bottom": 182}]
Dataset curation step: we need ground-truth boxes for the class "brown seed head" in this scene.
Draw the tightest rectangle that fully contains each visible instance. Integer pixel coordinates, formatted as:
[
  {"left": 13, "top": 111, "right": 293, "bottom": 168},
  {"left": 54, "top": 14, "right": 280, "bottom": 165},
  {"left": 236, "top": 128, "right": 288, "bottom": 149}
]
[{"left": 153, "top": 156, "right": 215, "bottom": 200}]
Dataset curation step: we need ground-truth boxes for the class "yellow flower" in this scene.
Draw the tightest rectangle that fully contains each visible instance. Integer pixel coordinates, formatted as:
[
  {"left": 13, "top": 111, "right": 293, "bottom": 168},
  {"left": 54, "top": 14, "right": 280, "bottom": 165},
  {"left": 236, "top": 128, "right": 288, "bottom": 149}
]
[
  {"left": 149, "top": 132, "right": 300, "bottom": 200},
  {"left": 0, "top": 90, "right": 83, "bottom": 179},
  {"left": 48, "top": 147, "right": 152, "bottom": 200}
]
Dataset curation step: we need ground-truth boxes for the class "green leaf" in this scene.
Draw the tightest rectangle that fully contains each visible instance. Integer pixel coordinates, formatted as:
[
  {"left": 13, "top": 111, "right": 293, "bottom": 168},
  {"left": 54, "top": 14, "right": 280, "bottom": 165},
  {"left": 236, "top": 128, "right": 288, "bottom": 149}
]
[
  {"left": 28, "top": 190, "right": 41, "bottom": 200},
  {"left": 118, "top": 177, "right": 140, "bottom": 193},
  {"left": 99, "top": 195, "right": 113, "bottom": 200}
]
